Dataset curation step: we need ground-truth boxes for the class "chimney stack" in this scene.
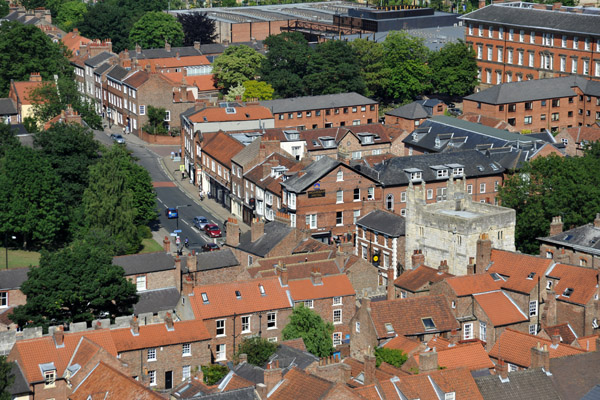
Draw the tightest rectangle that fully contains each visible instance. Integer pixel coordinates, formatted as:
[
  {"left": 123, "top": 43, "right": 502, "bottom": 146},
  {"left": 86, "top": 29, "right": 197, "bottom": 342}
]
[
  {"left": 131, "top": 316, "right": 139, "bottom": 335},
  {"left": 165, "top": 312, "right": 174, "bottom": 330},
  {"left": 387, "top": 267, "right": 395, "bottom": 300},
  {"left": 239, "top": 353, "right": 248, "bottom": 364},
  {"left": 54, "top": 326, "right": 65, "bottom": 347},
  {"left": 263, "top": 366, "right": 283, "bottom": 393},
  {"left": 495, "top": 359, "right": 508, "bottom": 379},
  {"left": 165, "top": 41, "right": 171, "bottom": 52},
  {"left": 411, "top": 249, "right": 425, "bottom": 269},
  {"left": 182, "top": 275, "right": 194, "bottom": 296},
  {"left": 594, "top": 213, "right": 600, "bottom": 229},
  {"left": 311, "top": 267, "right": 322, "bottom": 285},
  {"left": 251, "top": 218, "right": 265, "bottom": 242},
  {"left": 186, "top": 251, "right": 197, "bottom": 273},
  {"left": 542, "top": 290, "right": 557, "bottom": 326},
  {"left": 438, "top": 260, "right": 449, "bottom": 274},
  {"left": 418, "top": 350, "right": 438, "bottom": 373},
  {"left": 476, "top": 233, "right": 492, "bottom": 273},
  {"left": 550, "top": 216, "right": 563, "bottom": 236},
  {"left": 135, "top": 43, "right": 141, "bottom": 54},
  {"left": 551, "top": 335, "right": 561, "bottom": 347},
  {"left": 449, "top": 329, "right": 459, "bottom": 346},
  {"left": 336, "top": 245, "right": 346, "bottom": 270},
  {"left": 29, "top": 72, "right": 42, "bottom": 82},
  {"left": 467, "top": 257, "right": 476, "bottom": 275},
  {"left": 226, "top": 218, "right": 240, "bottom": 248},
  {"left": 364, "top": 355, "right": 376, "bottom": 385},
  {"left": 278, "top": 261, "right": 288, "bottom": 286},
  {"left": 194, "top": 41, "right": 201, "bottom": 50},
  {"left": 530, "top": 342, "right": 550, "bottom": 371}
]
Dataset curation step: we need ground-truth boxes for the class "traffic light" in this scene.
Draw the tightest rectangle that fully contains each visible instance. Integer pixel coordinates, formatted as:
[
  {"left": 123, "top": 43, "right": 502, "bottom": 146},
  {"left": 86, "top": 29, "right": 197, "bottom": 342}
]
[{"left": 372, "top": 250, "right": 380, "bottom": 267}]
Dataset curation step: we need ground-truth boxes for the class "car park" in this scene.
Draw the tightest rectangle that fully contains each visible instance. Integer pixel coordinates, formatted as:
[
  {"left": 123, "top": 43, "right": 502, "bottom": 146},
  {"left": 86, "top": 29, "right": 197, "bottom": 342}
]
[
  {"left": 204, "top": 224, "right": 222, "bottom": 238},
  {"left": 193, "top": 216, "right": 209, "bottom": 230},
  {"left": 165, "top": 208, "right": 178, "bottom": 219},
  {"left": 202, "top": 243, "right": 220, "bottom": 252}
]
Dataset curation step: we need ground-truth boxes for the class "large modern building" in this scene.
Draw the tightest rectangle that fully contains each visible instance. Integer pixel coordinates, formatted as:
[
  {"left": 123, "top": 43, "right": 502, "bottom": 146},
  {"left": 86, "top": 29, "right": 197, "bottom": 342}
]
[{"left": 460, "top": 2, "right": 600, "bottom": 88}]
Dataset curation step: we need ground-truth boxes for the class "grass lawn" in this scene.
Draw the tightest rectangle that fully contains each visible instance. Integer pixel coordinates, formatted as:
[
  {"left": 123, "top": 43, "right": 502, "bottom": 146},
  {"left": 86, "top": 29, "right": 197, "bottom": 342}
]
[
  {"left": 139, "top": 238, "right": 164, "bottom": 254},
  {"left": 0, "top": 248, "right": 41, "bottom": 269}
]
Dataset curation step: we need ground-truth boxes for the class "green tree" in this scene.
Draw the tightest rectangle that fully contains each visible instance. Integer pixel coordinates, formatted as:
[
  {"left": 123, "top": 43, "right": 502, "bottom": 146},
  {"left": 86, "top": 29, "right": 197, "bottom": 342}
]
[
  {"left": 428, "top": 40, "right": 478, "bottom": 98},
  {"left": 129, "top": 11, "right": 184, "bottom": 50},
  {"left": 10, "top": 241, "right": 137, "bottom": 330},
  {"left": 124, "top": 161, "right": 157, "bottom": 226},
  {"left": 383, "top": 31, "right": 432, "bottom": 102},
  {"left": 224, "top": 83, "right": 245, "bottom": 102},
  {"left": 0, "top": 356, "right": 14, "bottom": 400},
  {"left": 243, "top": 80, "right": 274, "bottom": 101},
  {"left": 201, "top": 364, "right": 228, "bottom": 385},
  {"left": 236, "top": 337, "right": 278, "bottom": 366},
  {"left": 177, "top": 11, "right": 217, "bottom": 46},
  {"left": 76, "top": 2, "right": 134, "bottom": 53},
  {"left": 282, "top": 305, "right": 333, "bottom": 357},
  {"left": 0, "top": 1, "right": 9, "bottom": 18},
  {"left": 0, "top": 123, "right": 19, "bottom": 158},
  {"left": 0, "top": 146, "right": 66, "bottom": 249},
  {"left": 0, "top": 21, "right": 72, "bottom": 96},
  {"left": 350, "top": 39, "right": 391, "bottom": 100},
  {"left": 143, "top": 106, "right": 168, "bottom": 134},
  {"left": 304, "top": 40, "right": 365, "bottom": 96},
  {"left": 56, "top": 1, "right": 87, "bottom": 32},
  {"left": 211, "top": 45, "right": 265, "bottom": 93},
  {"left": 260, "top": 32, "right": 311, "bottom": 98},
  {"left": 374, "top": 347, "right": 407, "bottom": 368}
]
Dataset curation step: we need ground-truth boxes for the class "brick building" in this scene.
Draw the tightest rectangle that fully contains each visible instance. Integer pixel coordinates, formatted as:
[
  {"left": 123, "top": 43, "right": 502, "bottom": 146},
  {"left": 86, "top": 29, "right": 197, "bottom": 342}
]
[
  {"left": 8, "top": 73, "right": 47, "bottom": 123},
  {"left": 555, "top": 126, "right": 600, "bottom": 156},
  {"left": 189, "top": 276, "right": 294, "bottom": 361},
  {"left": 0, "top": 268, "right": 28, "bottom": 331},
  {"left": 463, "top": 76, "right": 600, "bottom": 133},
  {"left": 280, "top": 156, "right": 382, "bottom": 243},
  {"left": 384, "top": 99, "right": 447, "bottom": 131},
  {"left": 460, "top": 2, "right": 600, "bottom": 88},
  {"left": 393, "top": 263, "right": 453, "bottom": 299},
  {"left": 260, "top": 93, "right": 378, "bottom": 130}
]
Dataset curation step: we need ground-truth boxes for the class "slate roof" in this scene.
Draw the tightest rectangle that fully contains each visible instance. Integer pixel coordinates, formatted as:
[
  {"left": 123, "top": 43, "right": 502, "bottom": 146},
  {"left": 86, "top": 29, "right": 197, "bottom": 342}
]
[
  {"left": 133, "top": 287, "right": 180, "bottom": 315},
  {"left": 460, "top": 3, "right": 600, "bottom": 36},
  {"left": 126, "top": 46, "right": 203, "bottom": 60},
  {"left": 475, "top": 367, "right": 560, "bottom": 400},
  {"left": 194, "top": 248, "right": 240, "bottom": 271},
  {"left": 93, "top": 62, "right": 113, "bottom": 76},
  {"left": 550, "top": 351, "right": 600, "bottom": 400},
  {"left": 582, "top": 385, "right": 600, "bottom": 400},
  {"left": 370, "top": 295, "right": 459, "bottom": 339},
  {"left": 0, "top": 98, "right": 17, "bottom": 115},
  {"left": 280, "top": 156, "right": 339, "bottom": 193},
  {"left": 84, "top": 51, "right": 116, "bottom": 67},
  {"left": 267, "top": 343, "right": 319, "bottom": 371},
  {"left": 0, "top": 267, "right": 29, "bottom": 290},
  {"left": 393, "top": 265, "right": 453, "bottom": 293},
  {"left": 369, "top": 149, "right": 503, "bottom": 187},
  {"left": 386, "top": 102, "right": 430, "bottom": 119},
  {"left": 231, "top": 136, "right": 262, "bottom": 167},
  {"left": 106, "top": 65, "right": 130, "bottom": 81},
  {"left": 237, "top": 221, "right": 293, "bottom": 257},
  {"left": 356, "top": 209, "right": 405, "bottom": 237},
  {"left": 8, "top": 361, "right": 30, "bottom": 396},
  {"left": 112, "top": 252, "right": 174, "bottom": 276},
  {"left": 260, "top": 92, "right": 377, "bottom": 114},
  {"left": 473, "top": 290, "right": 528, "bottom": 327},
  {"left": 123, "top": 70, "right": 149, "bottom": 88},
  {"left": 187, "top": 386, "right": 257, "bottom": 400},
  {"left": 538, "top": 220, "right": 600, "bottom": 255}
]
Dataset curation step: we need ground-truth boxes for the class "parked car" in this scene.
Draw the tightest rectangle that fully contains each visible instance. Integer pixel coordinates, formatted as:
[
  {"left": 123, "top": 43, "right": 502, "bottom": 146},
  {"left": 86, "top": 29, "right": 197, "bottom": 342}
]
[
  {"left": 165, "top": 207, "right": 178, "bottom": 219},
  {"left": 193, "top": 216, "right": 209, "bottom": 230},
  {"left": 204, "top": 224, "right": 222, "bottom": 238},
  {"left": 202, "top": 243, "right": 220, "bottom": 252},
  {"left": 448, "top": 108, "right": 463, "bottom": 116},
  {"left": 110, "top": 133, "right": 125, "bottom": 144}
]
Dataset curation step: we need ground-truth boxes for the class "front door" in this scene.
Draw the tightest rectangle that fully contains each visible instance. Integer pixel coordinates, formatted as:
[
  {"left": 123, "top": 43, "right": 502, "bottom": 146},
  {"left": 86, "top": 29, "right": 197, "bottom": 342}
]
[{"left": 165, "top": 370, "right": 173, "bottom": 390}]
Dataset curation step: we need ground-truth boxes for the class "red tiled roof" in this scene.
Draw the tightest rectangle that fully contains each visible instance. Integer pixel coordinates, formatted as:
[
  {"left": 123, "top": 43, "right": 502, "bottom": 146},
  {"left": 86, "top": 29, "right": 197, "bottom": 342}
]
[
  {"left": 201, "top": 131, "right": 245, "bottom": 167},
  {"left": 392, "top": 367, "right": 484, "bottom": 400},
  {"left": 70, "top": 361, "right": 163, "bottom": 400},
  {"left": 191, "top": 276, "right": 292, "bottom": 320},
  {"left": 287, "top": 274, "right": 355, "bottom": 301},
  {"left": 383, "top": 335, "right": 422, "bottom": 355},
  {"left": 370, "top": 295, "right": 459, "bottom": 339},
  {"left": 248, "top": 259, "right": 341, "bottom": 281},
  {"left": 394, "top": 265, "right": 453, "bottom": 293},
  {"left": 342, "top": 357, "right": 395, "bottom": 386},
  {"left": 255, "top": 251, "right": 333, "bottom": 269},
  {"left": 444, "top": 273, "right": 502, "bottom": 297},
  {"left": 544, "top": 323, "right": 578, "bottom": 345},
  {"left": 221, "top": 372, "right": 255, "bottom": 391},
  {"left": 473, "top": 290, "right": 528, "bottom": 326},
  {"left": 547, "top": 263, "right": 599, "bottom": 305},
  {"left": 413, "top": 342, "right": 494, "bottom": 371},
  {"left": 489, "top": 328, "right": 586, "bottom": 367},
  {"left": 11, "top": 81, "right": 47, "bottom": 105},
  {"left": 281, "top": 338, "right": 307, "bottom": 351},
  {"left": 425, "top": 336, "right": 452, "bottom": 349},
  {"left": 268, "top": 367, "right": 333, "bottom": 400},
  {"left": 562, "top": 126, "right": 600, "bottom": 143},
  {"left": 489, "top": 249, "right": 553, "bottom": 294},
  {"left": 110, "top": 319, "right": 210, "bottom": 353},
  {"left": 189, "top": 104, "right": 273, "bottom": 123},
  {"left": 292, "top": 238, "right": 334, "bottom": 254},
  {"left": 459, "top": 113, "right": 513, "bottom": 131},
  {"left": 162, "top": 72, "right": 217, "bottom": 91},
  {"left": 576, "top": 335, "right": 599, "bottom": 351},
  {"left": 61, "top": 30, "right": 92, "bottom": 52},
  {"left": 122, "top": 70, "right": 149, "bottom": 88}
]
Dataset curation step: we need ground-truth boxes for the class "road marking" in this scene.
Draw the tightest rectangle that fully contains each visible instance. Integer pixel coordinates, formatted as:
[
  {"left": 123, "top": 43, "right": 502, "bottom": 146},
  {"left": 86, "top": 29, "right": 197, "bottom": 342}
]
[
  {"left": 153, "top": 181, "right": 176, "bottom": 188},
  {"left": 182, "top": 220, "right": 190, "bottom": 227}
]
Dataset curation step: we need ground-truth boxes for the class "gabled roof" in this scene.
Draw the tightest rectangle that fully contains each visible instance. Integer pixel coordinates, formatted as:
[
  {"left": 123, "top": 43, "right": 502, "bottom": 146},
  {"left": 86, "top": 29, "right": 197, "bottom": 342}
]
[
  {"left": 231, "top": 136, "right": 262, "bottom": 167},
  {"left": 112, "top": 251, "right": 174, "bottom": 276},
  {"left": 545, "top": 263, "right": 599, "bottom": 305},
  {"left": 475, "top": 367, "right": 560, "bottom": 400},
  {"left": 10, "top": 80, "right": 47, "bottom": 105},
  {"left": 237, "top": 221, "right": 293, "bottom": 257},
  {"left": 0, "top": 267, "right": 29, "bottom": 290},
  {"left": 194, "top": 248, "right": 240, "bottom": 271},
  {"left": 267, "top": 367, "right": 336, "bottom": 400},
  {"left": 543, "top": 323, "right": 578, "bottom": 345},
  {"left": 370, "top": 295, "right": 459, "bottom": 339},
  {"left": 473, "top": 290, "right": 528, "bottom": 327},
  {"left": 125, "top": 46, "right": 204, "bottom": 60},
  {"left": 7, "top": 361, "right": 30, "bottom": 396},
  {"left": 394, "top": 265, "right": 453, "bottom": 293},
  {"left": 343, "top": 357, "right": 398, "bottom": 386},
  {"left": 489, "top": 328, "right": 585, "bottom": 367},
  {"left": 280, "top": 156, "right": 339, "bottom": 193},
  {"left": 106, "top": 65, "right": 130, "bottom": 81},
  {"left": 260, "top": 92, "right": 376, "bottom": 114},
  {"left": 413, "top": 342, "right": 494, "bottom": 371},
  {"left": 356, "top": 209, "right": 405, "bottom": 237},
  {"left": 383, "top": 335, "right": 423, "bottom": 355},
  {"left": 61, "top": 30, "right": 91, "bottom": 53},
  {"left": 488, "top": 249, "right": 554, "bottom": 294},
  {"left": 190, "top": 276, "right": 292, "bottom": 320},
  {"left": 576, "top": 334, "right": 599, "bottom": 351},
  {"left": 110, "top": 319, "right": 210, "bottom": 352},
  {"left": 460, "top": 3, "right": 600, "bottom": 36},
  {"left": 385, "top": 101, "right": 430, "bottom": 119},
  {"left": 243, "top": 152, "right": 297, "bottom": 187},
  {"left": 267, "top": 342, "right": 318, "bottom": 371},
  {"left": 560, "top": 126, "right": 600, "bottom": 143},
  {"left": 287, "top": 274, "right": 354, "bottom": 301},
  {"left": 201, "top": 131, "right": 245, "bottom": 167},
  {"left": 538, "top": 221, "right": 600, "bottom": 255},
  {"left": 122, "top": 70, "right": 149, "bottom": 88},
  {"left": 444, "top": 273, "right": 502, "bottom": 297},
  {"left": 249, "top": 259, "right": 341, "bottom": 281}
]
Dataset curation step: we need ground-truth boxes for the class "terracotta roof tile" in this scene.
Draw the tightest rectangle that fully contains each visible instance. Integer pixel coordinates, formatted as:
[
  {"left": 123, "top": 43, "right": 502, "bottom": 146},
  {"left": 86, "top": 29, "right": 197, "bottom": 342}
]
[
  {"left": 383, "top": 335, "right": 423, "bottom": 355},
  {"left": 110, "top": 319, "right": 210, "bottom": 353},
  {"left": 268, "top": 367, "right": 332, "bottom": 400},
  {"left": 256, "top": 251, "right": 333, "bottom": 269},
  {"left": 281, "top": 338, "right": 307, "bottom": 351},
  {"left": 544, "top": 323, "right": 578, "bottom": 345},
  {"left": 69, "top": 361, "right": 163, "bottom": 400},
  {"left": 353, "top": 384, "right": 381, "bottom": 400},
  {"left": 413, "top": 342, "right": 494, "bottom": 371},
  {"left": 489, "top": 249, "right": 553, "bottom": 294},
  {"left": 292, "top": 239, "right": 334, "bottom": 254},
  {"left": 122, "top": 70, "right": 149, "bottom": 88},
  {"left": 189, "top": 104, "right": 273, "bottom": 123},
  {"left": 546, "top": 263, "right": 599, "bottom": 305},
  {"left": 378, "top": 361, "right": 410, "bottom": 377},
  {"left": 201, "top": 131, "right": 245, "bottom": 167},
  {"left": 473, "top": 290, "right": 528, "bottom": 326},
  {"left": 370, "top": 295, "right": 459, "bottom": 339},
  {"left": 562, "top": 126, "right": 600, "bottom": 143},
  {"left": 11, "top": 81, "right": 47, "bottom": 105},
  {"left": 61, "top": 31, "right": 91, "bottom": 52},
  {"left": 221, "top": 372, "right": 255, "bottom": 391},
  {"left": 426, "top": 336, "right": 452, "bottom": 349},
  {"left": 576, "top": 334, "right": 600, "bottom": 351},
  {"left": 287, "top": 274, "right": 355, "bottom": 301},
  {"left": 394, "top": 265, "right": 453, "bottom": 293},
  {"left": 249, "top": 259, "right": 341, "bottom": 281},
  {"left": 342, "top": 357, "right": 394, "bottom": 386},
  {"left": 489, "top": 328, "right": 586, "bottom": 367},
  {"left": 162, "top": 72, "right": 217, "bottom": 91},
  {"left": 444, "top": 273, "right": 502, "bottom": 296},
  {"left": 191, "top": 276, "right": 292, "bottom": 320},
  {"left": 128, "top": 55, "right": 211, "bottom": 69}
]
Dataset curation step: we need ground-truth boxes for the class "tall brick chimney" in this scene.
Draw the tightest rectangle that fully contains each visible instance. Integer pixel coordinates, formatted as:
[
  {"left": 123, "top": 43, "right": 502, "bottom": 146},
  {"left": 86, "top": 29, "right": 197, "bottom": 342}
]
[
  {"left": 551, "top": 335, "right": 561, "bottom": 347},
  {"left": 387, "top": 267, "right": 395, "bottom": 301},
  {"left": 29, "top": 72, "right": 42, "bottom": 82},
  {"left": 165, "top": 41, "right": 171, "bottom": 52},
  {"left": 495, "top": 359, "right": 508, "bottom": 379},
  {"left": 226, "top": 218, "right": 240, "bottom": 247},
  {"left": 194, "top": 41, "right": 201, "bottom": 50},
  {"left": 263, "top": 366, "right": 283, "bottom": 393},
  {"left": 476, "top": 233, "right": 492, "bottom": 273},
  {"left": 130, "top": 316, "right": 139, "bottom": 335},
  {"left": 550, "top": 216, "right": 563, "bottom": 236},
  {"left": 411, "top": 250, "right": 425, "bottom": 269},
  {"left": 467, "top": 257, "right": 476, "bottom": 275},
  {"left": 531, "top": 343, "right": 550, "bottom": 371},
  {"left": 186, "top": 251, "right": 197, "bottom": 273},
  {"left": 438, "top": 260, "right": 449, "bottom": 274},
  {"left": 165, "top": 312, "right": 174, "bottom": 330},
  {"left": 54, "top": 326, "right": 64, "bottom": 347},
  {"left": 311, "top": 267, "right": 322, "bottom": 285},
  {"left": 336, "top": 245, "right": 346, "bottom": 270},
  {"left": 419, "top": 350, "right": 438, "bottom": 373},
  {"left": 251, "top": 218, "right": 265, "bottom": 242},
  {"left": 364, "top": 355, "right": 376, "bottom": 385},
  {"left": 182, "top": 275, "right": 194, "bottom": 296},
  {"left": 277, "top": 261, "right": 288, "bottom": 286},
  {"left": 542, "top": 290, "right": 557, "bottom": 327}
]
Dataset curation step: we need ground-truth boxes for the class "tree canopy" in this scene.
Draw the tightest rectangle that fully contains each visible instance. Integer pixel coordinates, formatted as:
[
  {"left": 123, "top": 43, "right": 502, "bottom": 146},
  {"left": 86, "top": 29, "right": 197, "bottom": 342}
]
[
  {"left": 177, "top": 11, "right": 217, "bottom": 46},
  {"left": 428, "top": 40, "right": 478, "bottom": 98},
  {"left": 243, "top": 80, "right": 274, "bottom": 101},
  {"left": 76, "top": 1, "right": 134, "bottom": 53},
  {"left": 143, "top": 106, "right": 168, "bottom": 135},
  {"left": 350, "top": 38, "right": 391, "bottom": 100},
  {"left": 282, "top": 305, "right": 333, "bottom": 357},
  {"left": 10, "top": 241, "right": 138, "bottom": 330},
  {"left": 499, "top": 145, "right": 600, "bottom": 254},
  {"left": 56, "top": 1, "right": 87, "bottom": 32},
  {"left": 129, "top": 11, "right": 184, "bottom": 50},
  {"left": 236, "top": 336, "right": 278, "bottom": 366},
  {"left": 211, "top": 45, "right": 265, "bottom": 93},
  {"left": 0, "top": 356, "right": 13, "bottom": 400}
]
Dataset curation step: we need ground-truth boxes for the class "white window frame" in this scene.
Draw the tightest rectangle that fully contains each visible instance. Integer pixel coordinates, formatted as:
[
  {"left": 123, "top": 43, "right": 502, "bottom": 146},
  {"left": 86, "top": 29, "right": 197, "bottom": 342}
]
[
  {"left": 267, "top": 312, "right": 277, "bottom": 329},
  {"left": 306, "top": 214, "right": 317, "bottom": 229},
  {"left": 216, "top": 319, "right": 226, "bottom": 336},
  {"left": 148, "top": 348, "right": 157, "bottom": 362},
  {"left": 336, "top": 170, "right": 343, "bottom": 181},
  {"left": 136, "top": 275, "right": 146, "bottom": 291},
  {"left": 333, "top": 332, "right": 342, "bottom": 346},
  {"left": 182, "top": 365, "right": 191, "bottom": 380},
  {"left": 336, "top": 190, "right": 343, "bottom": 204},
  {"left": 182, "top": 343, "right": 191, "bottom": 356},
  {"left": 480, "top": 321, "right": 487, "bottom": 340},
  {"left": 0, "top": 292, "right": 6, "bottom": 308},
  {"left": 529, "top": 300, "right": 538, "bottom": 317},
  {"left": 463, "top": 323, "right": 473, "bottom": 340},
  {"left": 241, "top": 315, "right": 251, "bottom": 333},
  {"left": 368, "top": 187, "right": 374, "bottom": 200},
  {"left": 333, "top": 296, "right": 343, "bottom": 306},
  {"left": 215, "top": 344, "right": 226, "bottom": 361},
  {"left": 149, "top": 370, "right": 156, "bottom": 386},
  {"left": 333, "top": 309, "right": 342, "bottom": 325},
  {"left": 480, "top": 183, "right": 486, "bottom": 193},
  {"left": 356, "top": 322, "right": 360, "bottom": 333}
]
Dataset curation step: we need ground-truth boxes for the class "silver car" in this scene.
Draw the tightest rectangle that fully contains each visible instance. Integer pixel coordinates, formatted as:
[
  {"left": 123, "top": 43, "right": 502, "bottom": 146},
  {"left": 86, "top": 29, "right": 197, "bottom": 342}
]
[{"left": 193, "top": 216, "right": 209, "bottom": 230}]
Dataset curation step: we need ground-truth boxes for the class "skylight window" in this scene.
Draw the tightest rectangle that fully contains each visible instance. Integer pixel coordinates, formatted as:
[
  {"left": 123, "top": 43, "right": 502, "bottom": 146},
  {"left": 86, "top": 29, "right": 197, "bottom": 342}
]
[
  {"left": 422, "top": 317, "right": 436, "bottom": 331},
  {"left": 235, "top": 290, "right": 241, "bottom": 299},
  {"left": 527, "top": 272, "right": 535, "bottom": 280},
  {"left": 385, "top": 323, "right": 394, "bottom": 334},
  {"left": 259, "top": 284, "right": 266, "bottom": 296},
  {"left": 490, "top": 273, "right": 502, "bottom": 281},
  {"left": 201, "top": 293, "right": 209, "bottom": 304},
  {"left": 563, "top": 288, "right": 573, "bottom": 297}
]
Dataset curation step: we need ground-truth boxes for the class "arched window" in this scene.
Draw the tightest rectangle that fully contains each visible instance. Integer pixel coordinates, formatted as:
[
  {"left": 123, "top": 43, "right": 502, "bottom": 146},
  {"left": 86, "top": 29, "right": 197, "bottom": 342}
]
[{"left": 386, "top": 194, "right": 394, "bottom": 210}]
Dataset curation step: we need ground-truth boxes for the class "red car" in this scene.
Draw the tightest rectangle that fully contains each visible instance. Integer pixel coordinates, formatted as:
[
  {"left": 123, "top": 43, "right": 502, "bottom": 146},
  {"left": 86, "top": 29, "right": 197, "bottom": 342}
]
[
  {"left": 202, "top": 243, "right": 220, "bottom": 252},
  {"left": 204, "top": 224, "right": 222, "bottom": 238}
]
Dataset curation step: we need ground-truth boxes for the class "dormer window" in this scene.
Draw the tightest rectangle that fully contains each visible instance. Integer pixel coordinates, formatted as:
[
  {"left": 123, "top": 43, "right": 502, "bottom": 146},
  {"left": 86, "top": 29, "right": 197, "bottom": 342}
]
[
  {"left": 385, "top": 323, "right": 394, "bottom": 334},
  {"left": 453, "top": 167, "right": 464, "bottom": 177},
  {"left": 411, "top": 172, "right": 422, "bottom": 181},
  {"left": 358, "top": 133, "right": 374, "bottom": 144},
  {"left": 563, "top": 288, "right": 573, "bottom": 297},
  {"left": 437, "top": 169, "right": 448, "bottom": 178},
  {"left": 319, "top": 137, "right": 336, "bottom": 148},
  {"left": 45, "top": 370, "right": 56, "bottom": 387},
  {"left": 235, "top": 290, "right": 242, "bottom": 299}
]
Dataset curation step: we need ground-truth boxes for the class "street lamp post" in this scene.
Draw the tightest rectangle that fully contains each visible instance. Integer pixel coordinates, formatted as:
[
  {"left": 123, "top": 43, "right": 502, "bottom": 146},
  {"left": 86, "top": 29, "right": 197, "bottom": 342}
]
[
  {"left": 4, "top": 233, "right": 16, "bottom": 270},
  {"left": 175, "top": 204, "right": 192, "bottom": 231}
]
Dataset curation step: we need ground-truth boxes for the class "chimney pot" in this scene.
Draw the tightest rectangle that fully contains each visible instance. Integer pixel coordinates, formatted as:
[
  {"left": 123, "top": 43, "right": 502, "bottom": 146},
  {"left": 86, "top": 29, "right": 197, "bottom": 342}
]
[
  {"left": 550, "top": 216, "right": 564, "bottom": 236},
  {"left": 54, "top": 326, "right": 65, "bottom": 346},
  {"left": 165, "top": 312, "right": 174, "bottom": 330},
  {"left": 130, "top": 316, "right": 139, "bottom": 335},
  {"left": 551, "top": 335, "right": 561, "bottom": 346}
]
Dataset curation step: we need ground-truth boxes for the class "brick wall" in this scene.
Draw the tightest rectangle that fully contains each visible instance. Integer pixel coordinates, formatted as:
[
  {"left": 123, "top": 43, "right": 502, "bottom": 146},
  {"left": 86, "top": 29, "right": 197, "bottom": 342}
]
[
  {"left": 305, "top": 295, "right": 355, "bottom": 347},
  {"left": 540, "top": 243, "right": 600, "bottom": 269},
  {"left": 188, "top": 265, "right": 251, "bottom": 287},
  {"left": 345, "top": 258, "right": 385, "bottom": 299},
  {"left": 273, "top": 104, "right": 378, "bottom": 130},
  {"left": 138, "top": 130, "right": 181, "bottom": 145},
  {"left": 349, "top": 299, "right": 378, "bottom": 361}
]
